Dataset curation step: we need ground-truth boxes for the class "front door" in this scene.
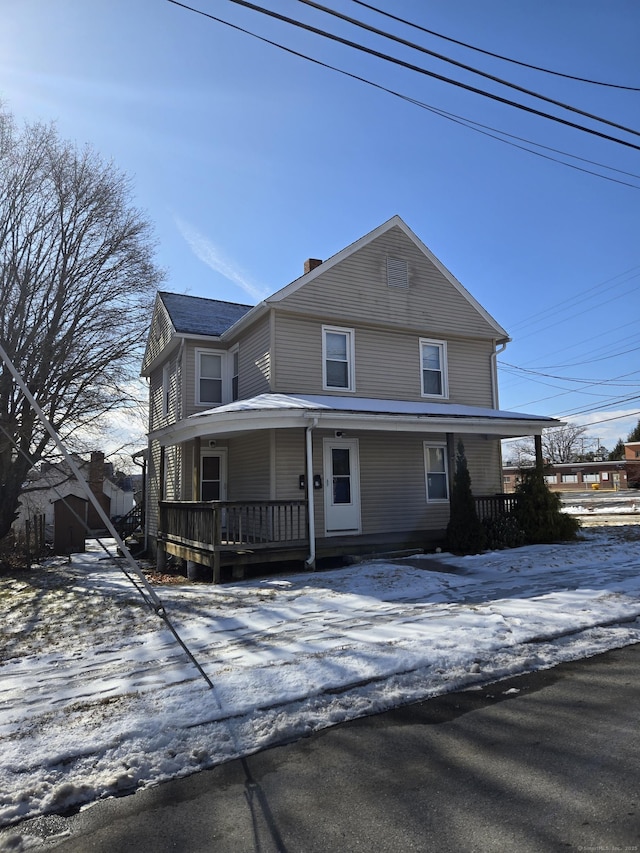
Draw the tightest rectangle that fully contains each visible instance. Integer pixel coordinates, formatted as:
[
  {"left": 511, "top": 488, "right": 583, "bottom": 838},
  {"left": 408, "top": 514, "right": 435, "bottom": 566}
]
[
  {"left": 323, "top": 438, "right": 361, "bottom": 535},
  {"left": 200, "top": 450, "right": 227, "bottom": 501}
]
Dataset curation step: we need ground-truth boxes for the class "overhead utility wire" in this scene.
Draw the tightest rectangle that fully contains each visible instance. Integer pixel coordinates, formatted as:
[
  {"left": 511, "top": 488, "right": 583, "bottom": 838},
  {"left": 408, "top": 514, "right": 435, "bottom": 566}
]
[
  {"left": 295, "top": 0, "right": 640, "bottom": 139},
  {"left": 214, "top": 0, "right": 640, "bottom": 152},
  {"left": 167, "top": 2, "right": 640, "bottom": 189},
  {"left": 350, "top": 0, "right": 640, "bottom": 91}
]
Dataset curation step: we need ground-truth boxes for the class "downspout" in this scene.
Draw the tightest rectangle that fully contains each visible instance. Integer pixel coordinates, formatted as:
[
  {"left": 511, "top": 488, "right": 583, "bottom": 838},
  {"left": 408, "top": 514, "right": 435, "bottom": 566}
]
[
  {"left": 491, "top": 340, "right": 508, "bottom": 409},
  {"left": 304, "top": 417, "right": 318, "bottom": 570}
]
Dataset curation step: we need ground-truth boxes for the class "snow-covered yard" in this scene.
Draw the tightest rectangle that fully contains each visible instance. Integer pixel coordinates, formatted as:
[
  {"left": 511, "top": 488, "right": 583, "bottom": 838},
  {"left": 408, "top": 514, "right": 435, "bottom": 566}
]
[{"left": 1, "top": 522, "right": 640, "bottom": 831}]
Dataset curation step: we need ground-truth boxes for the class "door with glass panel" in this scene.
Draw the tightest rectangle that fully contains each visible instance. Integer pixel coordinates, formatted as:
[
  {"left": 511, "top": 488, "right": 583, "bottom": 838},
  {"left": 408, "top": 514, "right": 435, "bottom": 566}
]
[{"left": 323, "top": 438, "right": 361, "bottom": 534}]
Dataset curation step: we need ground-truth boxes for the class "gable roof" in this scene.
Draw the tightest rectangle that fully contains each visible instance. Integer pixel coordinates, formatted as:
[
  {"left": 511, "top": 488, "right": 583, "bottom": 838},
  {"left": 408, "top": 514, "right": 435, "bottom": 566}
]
[
  {"left": 260, "top": 215, "right": 510, "bottom": 344},
  {"left": 159, "top": 291, "right": 252, "bottom": 337}
]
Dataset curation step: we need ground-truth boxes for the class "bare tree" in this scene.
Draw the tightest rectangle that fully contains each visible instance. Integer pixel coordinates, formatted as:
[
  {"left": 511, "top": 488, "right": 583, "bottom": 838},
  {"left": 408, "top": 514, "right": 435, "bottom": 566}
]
[
  {"left": 505, "top": 423, "right": 588, "bottom": 467},
  {"left": 0, "top": 107, "right": 164, "bottom": 541}
]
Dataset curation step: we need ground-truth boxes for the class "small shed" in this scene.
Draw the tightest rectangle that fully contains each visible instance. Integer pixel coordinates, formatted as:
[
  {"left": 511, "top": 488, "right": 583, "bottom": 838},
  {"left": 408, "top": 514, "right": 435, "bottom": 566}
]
[{"left": 53, "top": 494, "right": 88, "bottom": 555}]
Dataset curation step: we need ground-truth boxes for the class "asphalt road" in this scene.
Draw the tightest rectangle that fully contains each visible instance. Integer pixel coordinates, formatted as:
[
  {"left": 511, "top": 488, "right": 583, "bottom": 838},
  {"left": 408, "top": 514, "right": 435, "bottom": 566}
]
[{"left": 9, "top": 642, "right": 640, "bottom": 853}]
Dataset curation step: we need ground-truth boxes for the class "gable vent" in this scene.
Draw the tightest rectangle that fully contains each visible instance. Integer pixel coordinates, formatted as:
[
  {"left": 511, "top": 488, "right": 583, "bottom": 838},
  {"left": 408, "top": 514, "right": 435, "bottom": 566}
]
[{"left": 387, "top": 257, "right": 408, "bottom": 288}]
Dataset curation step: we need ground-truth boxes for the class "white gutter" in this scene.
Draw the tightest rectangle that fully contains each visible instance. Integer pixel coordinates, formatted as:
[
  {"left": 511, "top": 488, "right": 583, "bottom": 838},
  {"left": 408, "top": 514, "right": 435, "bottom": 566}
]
[
  {"left": 491, "top": 340, "right": 508, "bottom": 409},
  {"left": 304, "top": 417, "right": 318, "bottom": 570}
]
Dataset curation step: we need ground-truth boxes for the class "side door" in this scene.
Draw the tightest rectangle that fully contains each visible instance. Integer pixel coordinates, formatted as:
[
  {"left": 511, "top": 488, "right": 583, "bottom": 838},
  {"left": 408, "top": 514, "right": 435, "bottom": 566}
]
[
  {"left": 200, "top": 450, "right": 227, "bottom": 501},
  {"left": 323, "top": 438, "right": 361, "bottom": 535}
]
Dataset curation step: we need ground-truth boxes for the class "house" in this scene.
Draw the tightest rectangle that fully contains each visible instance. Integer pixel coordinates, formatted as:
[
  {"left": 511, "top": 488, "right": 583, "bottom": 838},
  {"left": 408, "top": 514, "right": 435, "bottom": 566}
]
[
  {"left": 141, "top": 216, "right": 558, "bottom": 580},
  {"left": 14, "top": 451, "right": 135, "bottom": 549},
  {"left": 624, "top": 442, "right": 640, "bottom": 489}
]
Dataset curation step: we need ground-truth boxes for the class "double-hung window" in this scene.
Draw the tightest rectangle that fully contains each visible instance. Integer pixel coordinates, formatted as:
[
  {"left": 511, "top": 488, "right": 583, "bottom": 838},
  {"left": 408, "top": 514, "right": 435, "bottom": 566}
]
[
  {"left": 424, "top": 444, "right": 449, "bottom": 502},
  {"left": 323, "top": 326, "right": 354, "bottom": 391},
  {"left": 420, "top": 339, "right": 448, "bottom": 398},
  {"left": 197, "top": 351, "right": 223, "bottom": 406},
  {"left": 231, "top": 347, "right": 239, "bottom": 401}
]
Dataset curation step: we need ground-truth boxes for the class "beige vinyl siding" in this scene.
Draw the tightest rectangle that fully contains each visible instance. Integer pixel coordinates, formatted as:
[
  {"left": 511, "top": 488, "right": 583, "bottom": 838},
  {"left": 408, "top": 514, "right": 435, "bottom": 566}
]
[
  {"left": 236, "top": 315, "right": 271, "bottom": 398},
  {"left": 275, "top": 429, "right": 308, "bottom": 500},
  {"left": 358, "top": 432, "right": 450, "bottom": 534},
  {"left": 458, "top": 435, "right": 503, "bottom": 494},
  {"left": 228, "top": 433, "right": 271, "bottom": 500},
  {"left": 276, "top": 225, "right": 500, "bottom": 339},
  {"left": 273, "top": 313, "right": 495, "bottom": 406},
  {"left": 147, "top": 439, "right": 161, "bottom": 541},
  {"left": 148, "top": 367, "right": 164, "bottom": 432},
  {"left": 141, "top": 300, "right": 173, "bottom": 373}
]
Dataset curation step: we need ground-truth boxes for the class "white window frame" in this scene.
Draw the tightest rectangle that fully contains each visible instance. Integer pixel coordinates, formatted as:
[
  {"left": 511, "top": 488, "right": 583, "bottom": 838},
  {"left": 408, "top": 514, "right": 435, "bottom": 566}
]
[
  {"left": 582, "top": 473, "right": 599, "bottom": 483},
  {"left": 196, "top": 349, "right": 225, "bottom": 407},
  {"left": 419, "top": 338, "right": 448, "bottom": 399},
  {"left": 423, "top": 443, "right": 449, "bottom": 503},
  {"left": 561, "top": 473, "right": 578, "bottom": 483},
  {"left": 322, "top": 326, "right": 355, "bottom": 392}
]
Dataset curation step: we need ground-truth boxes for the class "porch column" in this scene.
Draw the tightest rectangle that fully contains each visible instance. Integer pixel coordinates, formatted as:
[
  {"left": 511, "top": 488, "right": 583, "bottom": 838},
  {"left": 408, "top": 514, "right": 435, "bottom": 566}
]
[
  {"left": 192, "top": 437, "right": 201, "bottom": 500},
  {"left": 156, "top": 445, "right": 166, "bottom": 572},
  {"left": 534, "top": 434, "right": 544, "bottom": 471},
  {"left": 446, "top": 433, "right": 456, "bottom": 498}
]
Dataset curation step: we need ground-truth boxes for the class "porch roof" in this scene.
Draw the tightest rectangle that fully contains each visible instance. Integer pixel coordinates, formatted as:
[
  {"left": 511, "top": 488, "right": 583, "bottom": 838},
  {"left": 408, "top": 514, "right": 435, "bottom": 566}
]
[{"left": 153, "top": 393, "right": 560, "bottom": 446}]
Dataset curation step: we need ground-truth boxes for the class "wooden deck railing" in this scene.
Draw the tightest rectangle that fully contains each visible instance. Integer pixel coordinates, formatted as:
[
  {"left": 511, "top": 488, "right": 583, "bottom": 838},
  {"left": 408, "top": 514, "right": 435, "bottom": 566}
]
[
  {"left": 158, "top": 500, "right": 308, "bottom": 581},
  {"left": 474, "top": 493, "right": 520, "bottom": 521}
]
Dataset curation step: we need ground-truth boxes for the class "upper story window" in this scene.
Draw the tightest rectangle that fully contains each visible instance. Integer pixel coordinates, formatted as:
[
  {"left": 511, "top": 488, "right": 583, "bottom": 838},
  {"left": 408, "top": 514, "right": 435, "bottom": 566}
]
[
  {"left": 420, "top": 339, "right": 448, "bottom": 398},
  {"left": 323, "top": 326, "right": 355, "bottom": 391},
  {"left": 197, "top": 350, "right": 223, "bottom": 406},
  {"left": 424, "top": 443, "right": 449, "bottom": 502}
]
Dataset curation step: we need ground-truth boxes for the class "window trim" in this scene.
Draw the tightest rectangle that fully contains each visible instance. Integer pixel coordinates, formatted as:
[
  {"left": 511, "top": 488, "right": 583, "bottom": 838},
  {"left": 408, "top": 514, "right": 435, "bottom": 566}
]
[
  {"left": 419, "top": 338, "right": 448, "bottom": 399},
  {"left": 162, "top": 363, "right": 171, "bottom": 418},
  {"left": 230, "top": 345, "right": 239, "bottom": 402},
  {"left": 423, "top": 442, "right": 449, "bottom": 503},
  {"left": 196, "top": 348, "right": 225, "bottom": 407},
  {"left": 322, "top": 325, "right": 355, "bottom": 392}
]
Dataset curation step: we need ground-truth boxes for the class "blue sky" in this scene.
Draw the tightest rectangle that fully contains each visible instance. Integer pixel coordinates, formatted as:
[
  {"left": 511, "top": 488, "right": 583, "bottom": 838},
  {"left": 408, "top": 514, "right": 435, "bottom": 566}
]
[{"left": 1, "top": 0, "right": 639, "bottom": 450}]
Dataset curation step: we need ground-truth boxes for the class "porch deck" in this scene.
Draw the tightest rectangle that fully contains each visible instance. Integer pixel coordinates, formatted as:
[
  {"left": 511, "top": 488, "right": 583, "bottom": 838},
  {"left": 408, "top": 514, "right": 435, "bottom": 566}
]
[{"left": 157, "top": 494, "right": 519, "bottom": 582}]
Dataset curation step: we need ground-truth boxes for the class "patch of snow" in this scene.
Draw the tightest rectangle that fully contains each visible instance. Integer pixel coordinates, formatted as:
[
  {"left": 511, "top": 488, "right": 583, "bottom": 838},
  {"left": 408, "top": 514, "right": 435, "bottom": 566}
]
[{"left": 1, "top": 526, "right": 640, "bottom": 832}]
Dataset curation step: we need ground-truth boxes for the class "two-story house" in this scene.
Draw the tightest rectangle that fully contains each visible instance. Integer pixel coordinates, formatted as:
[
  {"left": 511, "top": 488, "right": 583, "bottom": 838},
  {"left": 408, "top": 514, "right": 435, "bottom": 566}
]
[{"left": 141, "top": 216, "right": 557, "bottom": 580}]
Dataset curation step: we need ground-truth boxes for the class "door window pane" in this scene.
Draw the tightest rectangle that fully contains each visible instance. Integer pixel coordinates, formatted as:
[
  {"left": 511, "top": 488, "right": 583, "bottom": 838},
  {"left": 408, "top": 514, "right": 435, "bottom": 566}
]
[
  {"left": 202, "top": 456, "right": 221, "bottom": 501},
  {"left": 332, "top": 448, "right": 351, "bottom": 503}
]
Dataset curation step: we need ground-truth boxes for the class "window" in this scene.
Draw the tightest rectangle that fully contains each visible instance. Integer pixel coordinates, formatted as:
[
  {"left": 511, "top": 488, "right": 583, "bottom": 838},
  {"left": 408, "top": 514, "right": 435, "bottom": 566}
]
[
  {"left": 323, "top": 326, "right": 354, "bottom": 391},
  {"left": 231, "top": 347, "right": 239, "bottom": 401},
  {"left": 420, "top": 339, "right": 448, "bottom": 397},
  {"left": 387, "top": 257, "right": 408, "bottom": 288},
  {"left": 561, "top": 474, "right": 578, "bottom": 483},
  {"left": 424, "top": 444, "right": 449, "bottom": 502},
  {"left": 197, "top": 351, "right": 223, "bottom": 406},
  {"left": 544, "top": 475, "right": 557, "bottom": 485},
  {"left": 583, "top": 473, "right": 599, "bottom": 483}
]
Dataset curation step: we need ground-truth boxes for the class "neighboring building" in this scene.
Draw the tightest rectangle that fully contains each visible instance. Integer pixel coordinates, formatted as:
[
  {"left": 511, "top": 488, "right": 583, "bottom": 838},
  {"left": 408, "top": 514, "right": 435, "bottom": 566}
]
[
  {"left": 141, "top": 216, "right": 559, "bottom": 577},
  {"left": 503, "top": 460, "right": 629, "bottom": 493},
  {"left": 13, "top": 451, "right": 135, "bottom": 545},
  {"left": 624, "top": 441, "right": 640, "bottom": 488}
]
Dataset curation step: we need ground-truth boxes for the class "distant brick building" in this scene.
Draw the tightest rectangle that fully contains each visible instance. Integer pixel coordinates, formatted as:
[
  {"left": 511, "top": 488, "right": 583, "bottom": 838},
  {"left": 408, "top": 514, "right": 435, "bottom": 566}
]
[{"left": 502, "top": 459, "right": 629, "bottom": 493}]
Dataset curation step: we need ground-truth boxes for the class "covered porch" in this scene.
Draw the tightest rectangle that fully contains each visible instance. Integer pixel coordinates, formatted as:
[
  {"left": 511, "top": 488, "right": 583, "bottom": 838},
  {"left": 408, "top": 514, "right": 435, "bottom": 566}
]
[{"left": 151, "top": 394, "right": 553, "bottom": 582}]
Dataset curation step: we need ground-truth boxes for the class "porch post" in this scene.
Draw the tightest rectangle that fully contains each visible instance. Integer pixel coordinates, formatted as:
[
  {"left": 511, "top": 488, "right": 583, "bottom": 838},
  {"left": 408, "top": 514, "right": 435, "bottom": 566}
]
[
  {"left": 446, "top": 433, "right": 456, "bottom": 498},
  {"left": 304, "top": 421, "right": 317, "bottom": 570},
  {"left": 156, "top": 445, "right": 166, "bottom": 572},
  {"left": 534, "top": 434, "right": 544, "bottom": 471},
  {"left": 192, "top": 437, "right": 201, "bottom": 500}
]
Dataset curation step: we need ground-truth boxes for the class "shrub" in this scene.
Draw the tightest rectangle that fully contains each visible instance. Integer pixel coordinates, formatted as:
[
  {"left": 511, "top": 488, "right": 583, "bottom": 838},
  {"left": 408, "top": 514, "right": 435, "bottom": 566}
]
[
  {"left": 514, "top": 466, "right": 581, "bottom": 544},
  {"left": 446, "top": 440, "right": 486, "bottom": 554},
  {"left": 482, "top": 515, "right": 526, "bottom": 550}
]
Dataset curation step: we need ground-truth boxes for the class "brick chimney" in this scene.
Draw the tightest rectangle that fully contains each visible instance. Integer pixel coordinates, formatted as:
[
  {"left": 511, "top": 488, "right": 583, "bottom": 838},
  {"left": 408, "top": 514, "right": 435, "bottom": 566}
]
[{"left": 304, "top": 258, "right": 322, "bottom": 274}]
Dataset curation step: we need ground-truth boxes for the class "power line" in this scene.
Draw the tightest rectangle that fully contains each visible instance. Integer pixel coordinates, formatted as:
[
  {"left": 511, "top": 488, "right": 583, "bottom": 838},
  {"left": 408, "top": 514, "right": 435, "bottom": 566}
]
[
  {"left": 166, "top": 1, "right": 640, "bottom": 190},
  {"left": 350, "top": 0, "right": 640, "bottom": 92},
  {"left": 294, "top": 0, "right": 640, "bottom": 139},
  {"left": 169, "top": 0, "right": 640, "bottom": 153}
]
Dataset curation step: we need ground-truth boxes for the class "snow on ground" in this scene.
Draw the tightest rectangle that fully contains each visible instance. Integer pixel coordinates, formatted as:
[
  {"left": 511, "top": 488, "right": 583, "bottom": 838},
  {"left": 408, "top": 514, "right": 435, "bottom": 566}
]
[{"left": 1, "top": 524, "right": 640, "bottom": 835}]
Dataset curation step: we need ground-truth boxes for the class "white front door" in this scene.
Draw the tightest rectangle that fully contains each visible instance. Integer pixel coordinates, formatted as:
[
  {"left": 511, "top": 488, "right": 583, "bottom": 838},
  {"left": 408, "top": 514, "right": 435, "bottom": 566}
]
[
  {"left": 323, "top": 438, "right": 361, "bottom": 535},
  {"left": 200, "top": 450, "right": 227, "bottom": 501}
]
